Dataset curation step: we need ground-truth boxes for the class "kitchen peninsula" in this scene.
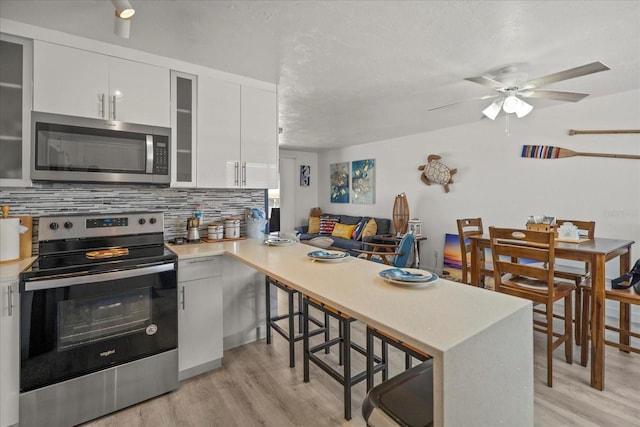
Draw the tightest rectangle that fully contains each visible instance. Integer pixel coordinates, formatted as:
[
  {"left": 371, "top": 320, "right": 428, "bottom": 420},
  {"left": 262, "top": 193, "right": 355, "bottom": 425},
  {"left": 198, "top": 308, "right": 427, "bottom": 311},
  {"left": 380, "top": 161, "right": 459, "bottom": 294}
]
[{"left": 169, "top": 238, "right": 534, "bottom": 427}]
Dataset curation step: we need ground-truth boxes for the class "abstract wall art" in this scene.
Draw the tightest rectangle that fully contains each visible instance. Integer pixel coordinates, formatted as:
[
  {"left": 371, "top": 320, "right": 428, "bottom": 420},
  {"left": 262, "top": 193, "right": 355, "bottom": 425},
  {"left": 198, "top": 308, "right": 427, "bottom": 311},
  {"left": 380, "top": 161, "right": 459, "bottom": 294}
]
[
  {"left": 300, "top": 165, "right": 310, "bottom": 186},
  {"left": 351, "top": 158, "right": 375, "bottom": 204},
  {"left": 330, "top": 162, "right": 349, "bottom": 203}
]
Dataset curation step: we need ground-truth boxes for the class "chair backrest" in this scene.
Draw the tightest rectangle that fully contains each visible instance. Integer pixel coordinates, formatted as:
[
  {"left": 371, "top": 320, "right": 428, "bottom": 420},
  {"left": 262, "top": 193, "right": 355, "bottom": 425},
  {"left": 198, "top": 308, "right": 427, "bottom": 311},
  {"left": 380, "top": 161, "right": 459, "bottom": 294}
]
[
  {"left": 489, "top": 227, "right": 556, "bottom": 299},
  {"left": 456, "top": 218, "right": 484, "bottom": 282},
  {"left": 555, "top": 219, "right": 595, "bottom": 239},
  {"left": 393, "top": 232, "right": 416, "bottom": 268}
]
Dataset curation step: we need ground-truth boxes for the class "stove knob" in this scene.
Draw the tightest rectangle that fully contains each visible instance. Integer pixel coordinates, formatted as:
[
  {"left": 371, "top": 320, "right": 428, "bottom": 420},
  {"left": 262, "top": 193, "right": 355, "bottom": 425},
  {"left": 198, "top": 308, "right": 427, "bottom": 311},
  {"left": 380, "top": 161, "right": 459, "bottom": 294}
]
[
  {"left": 149, "top": 217, "right": 157, "bottom": 224},
  {"left": 64, "top": 221, "right": 73, "bottom": 229},
  {"left": 138, "top": 218, "right": 146, "bottom": 225},
  {"left": 49, "top": 222, "right": 59, "bottom": 230}
]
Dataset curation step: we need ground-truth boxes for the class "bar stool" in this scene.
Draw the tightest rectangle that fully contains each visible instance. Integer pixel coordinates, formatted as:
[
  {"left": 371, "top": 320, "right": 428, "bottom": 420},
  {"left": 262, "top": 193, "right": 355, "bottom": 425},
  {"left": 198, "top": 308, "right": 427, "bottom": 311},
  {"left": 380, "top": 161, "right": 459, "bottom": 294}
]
[
  {"left": 362, "top": 359, "right": 434, "bottom": 427},
  {"left": 366, "top": 326, "right": 431, "bottom": 391},
  {"left": 265, "top": 276, "right": 327, "bottom": 368},
  {"left": 303, "top": 296, "right": 381, "bottom": 420}
]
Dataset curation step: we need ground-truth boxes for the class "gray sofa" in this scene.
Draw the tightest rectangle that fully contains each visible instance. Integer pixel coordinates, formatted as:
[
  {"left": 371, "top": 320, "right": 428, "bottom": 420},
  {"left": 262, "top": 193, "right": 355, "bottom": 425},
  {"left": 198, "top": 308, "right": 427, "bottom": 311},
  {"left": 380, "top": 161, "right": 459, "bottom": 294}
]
[{"left": 296, "top": 214, "right": 392, "bottom": 255}]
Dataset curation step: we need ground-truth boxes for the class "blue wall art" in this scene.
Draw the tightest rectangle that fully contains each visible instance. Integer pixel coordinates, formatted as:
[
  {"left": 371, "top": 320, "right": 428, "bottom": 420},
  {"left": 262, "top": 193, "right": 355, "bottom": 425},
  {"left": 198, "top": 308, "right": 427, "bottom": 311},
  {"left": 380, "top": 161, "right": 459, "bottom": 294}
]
[
  {"left": 330, "top": 162, "right": 349, "bottom": 203},
  {"left": 351, "top": 159, "right": 375, "bottom": 204}
]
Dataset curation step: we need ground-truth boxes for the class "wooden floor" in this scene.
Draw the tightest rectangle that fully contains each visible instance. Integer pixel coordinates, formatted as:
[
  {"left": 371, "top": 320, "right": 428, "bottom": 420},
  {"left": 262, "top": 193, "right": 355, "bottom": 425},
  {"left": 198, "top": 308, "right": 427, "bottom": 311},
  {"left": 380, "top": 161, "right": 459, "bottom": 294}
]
[{"left": 84, "top": 313, "right": 640, "bottom": 427}]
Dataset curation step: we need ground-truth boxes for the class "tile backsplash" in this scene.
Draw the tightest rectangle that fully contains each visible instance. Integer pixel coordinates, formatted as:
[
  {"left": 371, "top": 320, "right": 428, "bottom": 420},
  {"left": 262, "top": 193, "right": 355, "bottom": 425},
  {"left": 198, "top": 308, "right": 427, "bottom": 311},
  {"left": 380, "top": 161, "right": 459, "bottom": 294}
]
[{"left": 1, "top": 183, "right": 267, "bottom": 253}]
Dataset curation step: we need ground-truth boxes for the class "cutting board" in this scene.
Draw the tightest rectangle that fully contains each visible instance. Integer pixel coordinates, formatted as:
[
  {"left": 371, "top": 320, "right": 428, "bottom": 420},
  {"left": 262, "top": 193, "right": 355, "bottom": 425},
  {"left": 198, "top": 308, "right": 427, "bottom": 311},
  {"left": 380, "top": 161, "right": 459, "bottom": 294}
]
[{"left": 19, "top": 216, "right": 33, "bottom": 259}]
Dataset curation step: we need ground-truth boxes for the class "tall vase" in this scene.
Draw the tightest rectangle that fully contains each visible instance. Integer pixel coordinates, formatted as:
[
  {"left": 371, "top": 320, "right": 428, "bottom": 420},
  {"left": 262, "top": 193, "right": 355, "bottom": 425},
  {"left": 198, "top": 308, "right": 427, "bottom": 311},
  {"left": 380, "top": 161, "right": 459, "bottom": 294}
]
[{"left": 392, "top": 193, "right": 409, "bottom": 236}]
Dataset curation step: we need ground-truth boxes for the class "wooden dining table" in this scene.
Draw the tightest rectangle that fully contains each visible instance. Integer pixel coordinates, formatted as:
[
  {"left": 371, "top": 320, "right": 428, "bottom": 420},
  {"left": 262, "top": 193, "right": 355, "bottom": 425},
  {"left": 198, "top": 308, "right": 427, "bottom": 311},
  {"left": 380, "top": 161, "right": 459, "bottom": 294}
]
[{"left": 469, "top": 234, "right": 634, "bottom": 390}]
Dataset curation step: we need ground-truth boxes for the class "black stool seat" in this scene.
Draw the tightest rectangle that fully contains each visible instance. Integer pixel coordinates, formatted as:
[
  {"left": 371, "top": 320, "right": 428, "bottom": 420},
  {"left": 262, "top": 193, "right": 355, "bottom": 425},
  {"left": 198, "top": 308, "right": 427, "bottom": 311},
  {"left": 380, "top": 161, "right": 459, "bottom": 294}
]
[{"left": 362, "top": 359, "right": 434, "bottom": 427}]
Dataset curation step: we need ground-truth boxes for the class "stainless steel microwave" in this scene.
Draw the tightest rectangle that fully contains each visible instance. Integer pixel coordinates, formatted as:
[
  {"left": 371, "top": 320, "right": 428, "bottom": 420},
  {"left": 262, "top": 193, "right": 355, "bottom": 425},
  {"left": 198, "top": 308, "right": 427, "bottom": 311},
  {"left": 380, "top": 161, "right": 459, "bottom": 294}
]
[{"left": 31, "top": 112, "right": 171, "bottom": 185}]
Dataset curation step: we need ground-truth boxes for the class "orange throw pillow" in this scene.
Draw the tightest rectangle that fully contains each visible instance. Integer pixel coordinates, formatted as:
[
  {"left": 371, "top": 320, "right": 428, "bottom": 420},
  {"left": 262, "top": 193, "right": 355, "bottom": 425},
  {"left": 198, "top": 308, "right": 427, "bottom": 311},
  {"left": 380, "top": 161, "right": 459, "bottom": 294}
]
[{"left": 308, "top": 216, "right": 321, "bottom": 233}]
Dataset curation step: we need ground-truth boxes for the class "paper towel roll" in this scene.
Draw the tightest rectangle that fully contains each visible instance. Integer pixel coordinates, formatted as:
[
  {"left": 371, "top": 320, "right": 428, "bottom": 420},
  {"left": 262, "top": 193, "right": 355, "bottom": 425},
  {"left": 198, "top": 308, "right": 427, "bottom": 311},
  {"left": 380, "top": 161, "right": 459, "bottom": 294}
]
[{"left": 0, "top": 217, "right": 28, "bottom": 263}]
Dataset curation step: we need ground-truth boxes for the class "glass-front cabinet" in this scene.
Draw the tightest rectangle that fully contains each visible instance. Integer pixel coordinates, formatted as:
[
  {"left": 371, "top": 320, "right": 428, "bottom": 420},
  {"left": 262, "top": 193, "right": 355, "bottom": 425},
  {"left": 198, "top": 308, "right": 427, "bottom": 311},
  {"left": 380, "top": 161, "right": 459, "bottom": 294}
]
[
  {"left": 0, "top": 34, "right": 32, "bottom": 187},
  {"left": 171, "top": 71, "right": 197, "bottom": 187}
]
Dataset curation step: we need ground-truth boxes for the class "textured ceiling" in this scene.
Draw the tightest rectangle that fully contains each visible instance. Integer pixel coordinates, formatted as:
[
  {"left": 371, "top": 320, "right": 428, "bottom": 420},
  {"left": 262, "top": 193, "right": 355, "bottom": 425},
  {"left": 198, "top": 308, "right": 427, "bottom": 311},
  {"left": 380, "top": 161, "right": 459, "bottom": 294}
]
[{"left": 1, "top": 1, "right": 639, "bottom": 151}]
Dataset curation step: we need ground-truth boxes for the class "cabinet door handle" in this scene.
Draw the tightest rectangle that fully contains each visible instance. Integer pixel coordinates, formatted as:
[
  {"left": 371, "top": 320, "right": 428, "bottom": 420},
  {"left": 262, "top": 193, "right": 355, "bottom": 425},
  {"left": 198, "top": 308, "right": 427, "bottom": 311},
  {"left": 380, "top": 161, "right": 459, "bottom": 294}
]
[
  {"left": 100, "top": 93, "right": 105, "bottom": 118},
  {"left": 7, "top": 284, "right": 14, "bottom": 317},
  {"left": 181, "top": 286, "right": 186, "bottom": 310},
  {"left": 186, "top": 257, "right": 216, "bottom": 264},
  {"left": 112, "top": 95, "right": 117, "bottom": 120},
  {"left": 242, "top": 162, "right": 247, "bottom": 186},
  {"left": 234, "top": 162, "right": 239, "bottom": 186}
]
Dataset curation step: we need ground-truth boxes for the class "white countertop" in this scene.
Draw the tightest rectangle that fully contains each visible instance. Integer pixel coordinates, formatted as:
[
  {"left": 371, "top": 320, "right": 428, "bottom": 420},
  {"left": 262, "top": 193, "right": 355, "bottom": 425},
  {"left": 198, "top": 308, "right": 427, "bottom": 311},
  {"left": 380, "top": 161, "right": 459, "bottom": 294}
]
[{"left": 167, "top": 237, "right": 534, "bottom": 426}]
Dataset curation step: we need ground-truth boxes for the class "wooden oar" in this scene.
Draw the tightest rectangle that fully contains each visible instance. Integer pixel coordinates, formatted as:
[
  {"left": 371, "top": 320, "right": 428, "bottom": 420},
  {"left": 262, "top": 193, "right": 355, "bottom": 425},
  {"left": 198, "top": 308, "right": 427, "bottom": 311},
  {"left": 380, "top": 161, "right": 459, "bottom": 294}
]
[
  {"left": 521, "top": 145, "right": 640, "bottom": 160},
  {"left": 568, "top": 129, "right": 640, "bottom": 135}
]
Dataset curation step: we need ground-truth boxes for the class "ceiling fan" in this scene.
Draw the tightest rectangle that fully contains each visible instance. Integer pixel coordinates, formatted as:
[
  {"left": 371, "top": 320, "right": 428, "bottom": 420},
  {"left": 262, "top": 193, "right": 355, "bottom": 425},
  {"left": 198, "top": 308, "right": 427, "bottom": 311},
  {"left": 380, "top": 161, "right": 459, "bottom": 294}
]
[{"left": 429, "top": 61, "right": 610, "bottom": 120}]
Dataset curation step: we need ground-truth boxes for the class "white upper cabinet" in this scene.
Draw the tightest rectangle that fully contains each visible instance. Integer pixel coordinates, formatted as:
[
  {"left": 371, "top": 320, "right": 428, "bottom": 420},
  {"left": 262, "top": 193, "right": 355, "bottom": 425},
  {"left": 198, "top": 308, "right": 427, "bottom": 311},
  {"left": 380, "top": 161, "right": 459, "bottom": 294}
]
[
  {"left": 197, "top": 75, "right": 241, "bottom": 188},
  {"left": 241, "top": 86, "right": 278, "bottom": 189},
  {"left": 197, "top": 75, "right": 277, "bottom": 189},
  {"left": 33, "top": 41, "right": 170, "bottom": 127},
  {"left": 171, "top": 71, "right": 198, "bottom": 187},
  {"left": 0, "top": 33, "right": 32, "bottom": 187}
]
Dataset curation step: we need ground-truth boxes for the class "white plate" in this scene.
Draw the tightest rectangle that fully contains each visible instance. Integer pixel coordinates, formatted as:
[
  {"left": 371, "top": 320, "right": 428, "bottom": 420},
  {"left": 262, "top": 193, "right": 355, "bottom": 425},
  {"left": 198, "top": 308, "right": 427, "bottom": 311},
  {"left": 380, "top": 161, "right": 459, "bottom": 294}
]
[
  {"left": 307, "top": 250, "right": 350, "bottom": 262},
  {"left": 379, "top": 269, "right": 439, "bottom": 288},
  {"left": 264, "top": 238, "right": 295, "bottom": 246},
  {"left": 379, "top": 268, "right": 433, "bottom": 282}
]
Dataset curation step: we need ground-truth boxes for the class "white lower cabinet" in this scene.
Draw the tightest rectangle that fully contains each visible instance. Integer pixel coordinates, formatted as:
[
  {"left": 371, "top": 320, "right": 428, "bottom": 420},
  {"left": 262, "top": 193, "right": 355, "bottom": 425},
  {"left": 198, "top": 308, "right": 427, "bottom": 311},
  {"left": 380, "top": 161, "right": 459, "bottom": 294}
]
[
  {"left": 222, "top": 256, "right": 266, "bottom": 350},
  {"left": 0, "top": 279, "right": 19, "bottom": 427},
  {"left": 178, "top": 257, "right": 223, "bottom": 381}
]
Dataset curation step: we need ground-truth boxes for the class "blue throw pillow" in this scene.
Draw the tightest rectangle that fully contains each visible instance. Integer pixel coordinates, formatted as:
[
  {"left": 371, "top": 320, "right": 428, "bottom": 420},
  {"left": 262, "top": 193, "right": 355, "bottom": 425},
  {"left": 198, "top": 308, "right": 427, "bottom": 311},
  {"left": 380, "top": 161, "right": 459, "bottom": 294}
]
[{"left": 353, "top": 217, "right": 370, "bottom": 240}]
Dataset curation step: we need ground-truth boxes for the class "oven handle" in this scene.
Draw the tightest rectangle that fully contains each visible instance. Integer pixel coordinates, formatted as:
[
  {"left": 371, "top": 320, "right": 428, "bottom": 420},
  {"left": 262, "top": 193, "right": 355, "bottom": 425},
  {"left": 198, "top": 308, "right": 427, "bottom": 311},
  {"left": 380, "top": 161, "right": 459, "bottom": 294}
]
[{"left": 24, "top": 263, "right": 175, "bottom": 292}]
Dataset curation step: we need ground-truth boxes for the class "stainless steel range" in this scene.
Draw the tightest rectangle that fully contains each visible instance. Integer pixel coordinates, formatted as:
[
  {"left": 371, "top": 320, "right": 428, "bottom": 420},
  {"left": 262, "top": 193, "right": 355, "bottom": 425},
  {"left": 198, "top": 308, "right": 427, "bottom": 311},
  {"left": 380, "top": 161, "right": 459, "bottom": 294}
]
[{"left": 19, "top": 212, "right": 178, "bottom": 427}]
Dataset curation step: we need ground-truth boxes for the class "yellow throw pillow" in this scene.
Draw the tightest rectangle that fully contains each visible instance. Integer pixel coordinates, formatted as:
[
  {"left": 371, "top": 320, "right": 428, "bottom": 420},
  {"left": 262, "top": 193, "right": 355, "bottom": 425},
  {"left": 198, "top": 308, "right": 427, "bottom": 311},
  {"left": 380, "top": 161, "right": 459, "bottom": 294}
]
[
  {"left": 361, "top": 218, "right": 378, "bottom": 239},
  {"left": 331, "top": 223, "right": 357, "bottom": 239},
  {"left": 308, "top": 216, "right": 321, "bottom": 234}
]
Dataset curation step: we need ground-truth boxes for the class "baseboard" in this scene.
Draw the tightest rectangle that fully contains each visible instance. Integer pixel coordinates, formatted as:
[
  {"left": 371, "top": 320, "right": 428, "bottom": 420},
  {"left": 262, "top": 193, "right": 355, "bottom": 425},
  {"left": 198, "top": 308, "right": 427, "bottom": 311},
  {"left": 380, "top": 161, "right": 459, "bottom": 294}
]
[
  {"left": 223, "top": 327, "right": 267, "bottom": 351},
  {"left": 178, "top": 358, "right": 222, "bottom": 381}
]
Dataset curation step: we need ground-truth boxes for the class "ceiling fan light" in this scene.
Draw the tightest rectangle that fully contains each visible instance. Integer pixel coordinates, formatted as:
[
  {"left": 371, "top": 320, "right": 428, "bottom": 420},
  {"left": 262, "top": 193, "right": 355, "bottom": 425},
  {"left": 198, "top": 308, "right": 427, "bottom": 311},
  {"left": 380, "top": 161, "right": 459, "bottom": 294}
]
[
  {"left": 112, "top": 0, "right": 135, "bottom": 19},
  {"left": 482, "top": 99, "right": 504, "bottom": 120},
  {"left": 515, "top": 99, "right": 533, "bottom": 118},
  {"left": 502, "top": 94, "right": 521, "bottom": 114}
]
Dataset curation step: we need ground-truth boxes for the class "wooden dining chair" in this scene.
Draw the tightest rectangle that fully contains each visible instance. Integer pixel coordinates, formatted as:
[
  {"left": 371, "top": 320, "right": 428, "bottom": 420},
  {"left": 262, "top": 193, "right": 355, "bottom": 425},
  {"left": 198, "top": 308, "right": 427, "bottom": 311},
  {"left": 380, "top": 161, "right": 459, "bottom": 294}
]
[
  {"left": 456, "top": 218, "right": 492, "bottom": 286},
  {"left": 553, "top": 219, "right": 596, "bottom": 345},
  {"left": 579, "top": 278, "right": 640, "bottom": 366},
  {"left": 489, "top": 227, "right": 576, "bottom": 387}
]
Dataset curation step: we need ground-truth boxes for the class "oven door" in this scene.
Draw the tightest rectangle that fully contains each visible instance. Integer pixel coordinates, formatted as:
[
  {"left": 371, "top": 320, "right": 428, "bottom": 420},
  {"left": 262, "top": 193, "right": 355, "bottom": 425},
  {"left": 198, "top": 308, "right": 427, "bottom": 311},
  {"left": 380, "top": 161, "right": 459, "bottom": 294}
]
[{"left": 19, "top": 262, "right": 177, "bottom": 392}]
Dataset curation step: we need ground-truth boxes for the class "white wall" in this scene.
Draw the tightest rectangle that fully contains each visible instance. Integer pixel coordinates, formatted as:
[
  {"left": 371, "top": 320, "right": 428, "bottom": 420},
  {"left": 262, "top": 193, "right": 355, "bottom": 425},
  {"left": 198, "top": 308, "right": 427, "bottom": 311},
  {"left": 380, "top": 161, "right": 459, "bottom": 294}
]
[
  {"left": 279, "top": 150, "right": 319, "bottom": 230},
  {"left": 316, "top": 90, "right": 640, "bottom": 276}
]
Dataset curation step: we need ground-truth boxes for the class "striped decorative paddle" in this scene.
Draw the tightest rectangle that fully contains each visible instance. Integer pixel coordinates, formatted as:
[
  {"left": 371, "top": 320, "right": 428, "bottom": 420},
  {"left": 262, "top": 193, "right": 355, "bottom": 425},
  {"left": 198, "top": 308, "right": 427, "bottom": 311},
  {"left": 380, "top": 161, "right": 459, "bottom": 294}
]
[{"left": 521, "top": 145, "right": 640, "bottom": 160}]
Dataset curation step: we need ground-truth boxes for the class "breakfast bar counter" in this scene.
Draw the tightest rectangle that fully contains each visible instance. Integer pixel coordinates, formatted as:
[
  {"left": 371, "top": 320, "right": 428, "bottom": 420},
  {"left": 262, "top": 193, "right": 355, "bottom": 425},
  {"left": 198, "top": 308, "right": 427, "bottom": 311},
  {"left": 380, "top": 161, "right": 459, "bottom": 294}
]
[{"left": 169, "top": 239, "right": 534, "bottom": 426}]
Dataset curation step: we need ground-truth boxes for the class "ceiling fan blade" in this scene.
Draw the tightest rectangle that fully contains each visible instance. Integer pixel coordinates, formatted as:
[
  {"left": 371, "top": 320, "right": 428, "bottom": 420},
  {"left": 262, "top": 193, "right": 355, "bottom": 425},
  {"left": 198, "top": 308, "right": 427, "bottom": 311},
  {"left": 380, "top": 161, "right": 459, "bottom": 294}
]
[
  {"left": 427, "top": 94, "right": 498, "bottom": 111},
  {"left": 520, "top": 90, "right": 590, "bottom": 102},
  {"left": 464, "top": 76, "right": 508, "bottom": 91},
  {"left": 520, "top": 61, "right": 610, "bottom": 89}
]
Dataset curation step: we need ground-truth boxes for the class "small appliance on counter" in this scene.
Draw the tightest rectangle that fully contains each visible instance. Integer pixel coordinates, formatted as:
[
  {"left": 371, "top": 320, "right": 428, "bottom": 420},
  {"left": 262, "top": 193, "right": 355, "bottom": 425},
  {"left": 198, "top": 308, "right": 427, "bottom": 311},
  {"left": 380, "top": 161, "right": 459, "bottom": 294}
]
[
  {"left": 186, "top": 217, "right": 201, "bottom": 242},
  {"left": 0, "top": 205, "right": 29, "bottom": 263}
]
